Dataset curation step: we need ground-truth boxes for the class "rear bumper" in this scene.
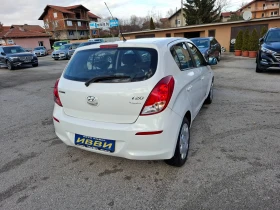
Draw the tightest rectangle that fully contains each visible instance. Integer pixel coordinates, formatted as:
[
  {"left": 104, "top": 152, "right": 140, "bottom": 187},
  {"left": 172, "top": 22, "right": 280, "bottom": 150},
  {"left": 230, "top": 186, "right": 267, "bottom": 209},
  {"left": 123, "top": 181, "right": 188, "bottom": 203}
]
[{"left": 53, "top": 105, "right": 182, "bottom": 160}]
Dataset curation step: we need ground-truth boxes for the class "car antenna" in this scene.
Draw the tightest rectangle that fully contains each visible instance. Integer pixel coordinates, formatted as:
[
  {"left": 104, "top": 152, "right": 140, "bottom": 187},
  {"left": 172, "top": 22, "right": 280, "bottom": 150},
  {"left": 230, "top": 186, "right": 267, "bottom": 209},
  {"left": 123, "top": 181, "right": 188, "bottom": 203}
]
[{"left": 104, "top": 2, "right": 127, "bottom": 42}]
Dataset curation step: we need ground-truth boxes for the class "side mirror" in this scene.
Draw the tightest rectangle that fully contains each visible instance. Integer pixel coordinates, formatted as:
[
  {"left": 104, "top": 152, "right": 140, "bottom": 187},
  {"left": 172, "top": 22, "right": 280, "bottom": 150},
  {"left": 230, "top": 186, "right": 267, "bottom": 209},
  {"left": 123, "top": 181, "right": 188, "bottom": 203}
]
[
  {"left": 1, "top": 52, "right": 6, "bottom": 56},
  {"left": 259, "top": 37, "right": 264, "bottom": 43},
  {"left": 208, "top": 57, "right": 217, "bottom": 65}
]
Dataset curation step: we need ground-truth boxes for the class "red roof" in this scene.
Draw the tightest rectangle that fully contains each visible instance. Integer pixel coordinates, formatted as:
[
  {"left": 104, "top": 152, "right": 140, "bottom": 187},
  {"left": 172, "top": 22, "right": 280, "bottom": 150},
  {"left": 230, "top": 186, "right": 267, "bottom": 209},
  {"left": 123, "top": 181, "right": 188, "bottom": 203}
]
[
  {"left": 38, "top": 4, "right": 99, "bottom": 20},
  {"left": 221, "top": 12, "right": 231, "bottom": 18},
  {"left": 88, "top": 12, "right": 100, "bottom": 19},
  {"left": 2, "top": 26, "right": 10, "bottom": 32},
  {"left": 0, "top": 26, "right": 50, "bottom": 38},
  {"left": 11, "top": 24, "right": 45, "bottom": 33}
]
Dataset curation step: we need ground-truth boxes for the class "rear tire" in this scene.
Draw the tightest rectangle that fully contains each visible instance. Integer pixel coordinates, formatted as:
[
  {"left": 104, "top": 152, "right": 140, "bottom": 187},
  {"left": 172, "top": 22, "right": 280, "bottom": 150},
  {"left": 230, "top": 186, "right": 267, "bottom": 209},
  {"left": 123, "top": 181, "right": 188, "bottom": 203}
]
[
  {"left": 165, "top": 118, "right": 190, "bottom": 167},
  {"left": 217, "top": 52, "right": 221, "bottom": 61},
  {"left": 6, "top": 60, "right": 15, "bottom": 70},
  {"left": 204, "top": 81, "right": 214, "bottom": 104}
]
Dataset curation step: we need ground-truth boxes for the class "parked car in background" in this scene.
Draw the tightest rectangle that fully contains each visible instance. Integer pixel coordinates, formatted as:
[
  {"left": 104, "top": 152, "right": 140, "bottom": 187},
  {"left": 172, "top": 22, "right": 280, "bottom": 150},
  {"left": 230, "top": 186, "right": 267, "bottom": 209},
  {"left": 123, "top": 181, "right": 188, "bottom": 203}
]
[
  {"left": 0, "top": 45, "right": 38, "bottom": 70},
  {"left": 68, "top": 43, "right": 81, "bottom": 58},
  {"left": 190, "top": 37, "right": 221, "bottom": 62},
  {"left": 52, "top": 40, "right": 70, "bottom": 50},
  {"left": 52, "top": 44, "right": 75, "bottom": 60},
  {"left": 256, "top": 27, "right": 280, "bottom": 73},
  {"left": 52, "top": 38, "right": 217, "bottom": 167},
  {"left": 33, "top": 46, "right": 48, "bottom": 57},
  {"left": 88, "top": 38, "right": 104, "bottom": 43}
]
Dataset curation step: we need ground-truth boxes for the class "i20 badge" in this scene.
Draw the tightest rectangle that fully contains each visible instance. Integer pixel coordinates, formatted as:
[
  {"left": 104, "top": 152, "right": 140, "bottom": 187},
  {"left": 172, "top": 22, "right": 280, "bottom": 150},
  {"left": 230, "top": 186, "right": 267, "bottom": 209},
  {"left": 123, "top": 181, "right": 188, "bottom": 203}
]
[{"left": 87, "top": 96, "right": 99, "bottom": 106}]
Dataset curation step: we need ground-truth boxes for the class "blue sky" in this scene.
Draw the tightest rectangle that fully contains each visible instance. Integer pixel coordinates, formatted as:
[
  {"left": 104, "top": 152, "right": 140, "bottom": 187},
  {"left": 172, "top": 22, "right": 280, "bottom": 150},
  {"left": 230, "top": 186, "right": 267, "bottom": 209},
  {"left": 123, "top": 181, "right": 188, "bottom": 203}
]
[{"left": 2, "top": 0, "right": 249, "bottom": 26}]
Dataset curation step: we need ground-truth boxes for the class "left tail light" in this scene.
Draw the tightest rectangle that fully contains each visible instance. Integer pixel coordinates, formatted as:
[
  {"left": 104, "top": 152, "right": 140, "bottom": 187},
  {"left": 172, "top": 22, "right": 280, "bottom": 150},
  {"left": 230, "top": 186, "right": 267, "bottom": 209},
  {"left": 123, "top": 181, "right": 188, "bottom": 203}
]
[{"left": 53, "top": 79, "right": 63, "bottom": 107}]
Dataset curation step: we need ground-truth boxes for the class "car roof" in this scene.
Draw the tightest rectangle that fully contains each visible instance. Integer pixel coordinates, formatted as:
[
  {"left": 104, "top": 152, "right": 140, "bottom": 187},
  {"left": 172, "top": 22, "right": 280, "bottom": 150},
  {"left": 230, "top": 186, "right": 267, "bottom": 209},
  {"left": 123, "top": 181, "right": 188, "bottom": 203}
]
[
  {"left": 1, "top": 45, "right": 21, "bottom": 48},
  {"left": 115, "top": 37, "right": 190, "bottom": 46},
  {"left": 190, "top": 37, "right": 213, "bottom": 40}
]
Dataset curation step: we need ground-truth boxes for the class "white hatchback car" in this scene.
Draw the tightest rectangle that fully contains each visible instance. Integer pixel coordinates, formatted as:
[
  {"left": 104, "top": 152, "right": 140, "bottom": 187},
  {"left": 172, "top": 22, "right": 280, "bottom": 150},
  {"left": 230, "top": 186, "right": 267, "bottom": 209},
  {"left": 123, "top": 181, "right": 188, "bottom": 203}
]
[{"left": 53, "top": 38, "right": 216, "bottom": 167}]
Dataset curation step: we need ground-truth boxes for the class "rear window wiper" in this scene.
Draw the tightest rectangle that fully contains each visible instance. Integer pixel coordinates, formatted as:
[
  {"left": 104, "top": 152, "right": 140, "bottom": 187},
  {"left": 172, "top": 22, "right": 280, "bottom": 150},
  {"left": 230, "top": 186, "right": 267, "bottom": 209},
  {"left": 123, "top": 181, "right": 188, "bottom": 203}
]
[{"left": 85, "top": 75, "right": 132, "bottom": 87}]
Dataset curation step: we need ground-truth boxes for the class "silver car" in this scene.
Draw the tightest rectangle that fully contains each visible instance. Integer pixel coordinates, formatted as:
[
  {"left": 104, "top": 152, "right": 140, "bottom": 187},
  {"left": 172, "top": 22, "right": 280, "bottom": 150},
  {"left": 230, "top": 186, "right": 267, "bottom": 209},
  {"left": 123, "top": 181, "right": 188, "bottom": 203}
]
[
  {"left": 33, "top": 46, "right": 47, "bottom": 57},
  {"left": 52, "top": 44, "right": 73, "bottom": 60}
]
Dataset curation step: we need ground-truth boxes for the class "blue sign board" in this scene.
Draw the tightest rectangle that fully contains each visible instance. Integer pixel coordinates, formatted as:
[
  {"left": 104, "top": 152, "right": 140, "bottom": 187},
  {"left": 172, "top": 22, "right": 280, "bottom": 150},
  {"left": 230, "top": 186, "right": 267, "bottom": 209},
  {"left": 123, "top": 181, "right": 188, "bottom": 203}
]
[
  {"left": 89, "top": 22, "right": 98, "bottom": 29},
  {"left": 109, "top": 19, "right": 119, "bottom": 28}
]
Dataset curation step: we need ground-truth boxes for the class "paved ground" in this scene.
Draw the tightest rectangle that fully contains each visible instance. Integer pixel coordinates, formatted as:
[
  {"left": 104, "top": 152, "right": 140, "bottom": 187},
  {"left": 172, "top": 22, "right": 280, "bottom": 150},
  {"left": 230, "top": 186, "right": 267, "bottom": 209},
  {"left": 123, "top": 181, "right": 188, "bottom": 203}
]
[{"left": 0, "top": 55, "right": 279, "bottom": 210}]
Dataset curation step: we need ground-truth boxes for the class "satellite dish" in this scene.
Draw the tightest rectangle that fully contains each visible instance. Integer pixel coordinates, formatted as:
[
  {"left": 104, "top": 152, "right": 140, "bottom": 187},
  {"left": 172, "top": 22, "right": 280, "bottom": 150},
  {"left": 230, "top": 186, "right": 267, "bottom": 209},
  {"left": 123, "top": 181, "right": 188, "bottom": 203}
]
[{"left": 243, "top": 11, "right": 252, "bottom": 21}]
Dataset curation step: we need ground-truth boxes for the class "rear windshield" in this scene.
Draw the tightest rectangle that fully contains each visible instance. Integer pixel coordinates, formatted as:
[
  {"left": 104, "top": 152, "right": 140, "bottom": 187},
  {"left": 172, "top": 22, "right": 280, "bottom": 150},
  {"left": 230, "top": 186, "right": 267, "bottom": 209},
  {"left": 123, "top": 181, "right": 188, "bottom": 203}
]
[
  {"left": 64, "top": 47, "right": 158, "bottom": 83},
  {"left": 191, "top": 39, "right": 210, "bottom": 48}
]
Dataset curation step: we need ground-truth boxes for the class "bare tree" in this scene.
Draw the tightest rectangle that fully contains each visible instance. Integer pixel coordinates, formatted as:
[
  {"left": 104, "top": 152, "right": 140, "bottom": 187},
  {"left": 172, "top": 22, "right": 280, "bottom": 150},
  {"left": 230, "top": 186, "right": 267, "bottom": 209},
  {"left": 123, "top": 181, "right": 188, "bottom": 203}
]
[
  {"left": 166, "top": 9, "right": 175, "bottom": 17},
  {"left": 216, "top": 0, "right": 232, "bottom": 12},
  {"left": 0, "top": 22, "right": 3, "bottom": 32}
]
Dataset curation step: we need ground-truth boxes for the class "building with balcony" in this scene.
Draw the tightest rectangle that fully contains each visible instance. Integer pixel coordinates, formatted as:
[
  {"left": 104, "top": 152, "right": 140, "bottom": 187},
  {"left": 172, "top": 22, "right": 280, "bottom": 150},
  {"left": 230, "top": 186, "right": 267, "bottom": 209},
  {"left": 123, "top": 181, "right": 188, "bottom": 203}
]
[
  {"left": 38, "top": 5, "right": 100, "bottom": 41},
  {"left": 237, "top": 0, "right": 280, "bottom": 19}
]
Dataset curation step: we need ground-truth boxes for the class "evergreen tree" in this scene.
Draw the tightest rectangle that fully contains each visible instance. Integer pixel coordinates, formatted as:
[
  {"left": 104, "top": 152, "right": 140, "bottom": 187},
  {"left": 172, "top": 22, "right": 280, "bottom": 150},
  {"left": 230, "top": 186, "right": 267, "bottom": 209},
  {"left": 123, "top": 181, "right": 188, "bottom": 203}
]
[
  {"left": 234, "top": 30, "right": 243, "bottom": 50},
  {"left": 242, "top": 29, "right": 250, "bottom": 51},
  {"left": 149, "top": 17, "right": 156, "bottom": 30},
  {"left": 260, "top": 26, "right": 268, "bottom": 38},
  {"left": 183, "top": 0, "right": 221, "bottom": 25},
  {"left": 249, "top": 29, "right": 259, "bottom": 51}
]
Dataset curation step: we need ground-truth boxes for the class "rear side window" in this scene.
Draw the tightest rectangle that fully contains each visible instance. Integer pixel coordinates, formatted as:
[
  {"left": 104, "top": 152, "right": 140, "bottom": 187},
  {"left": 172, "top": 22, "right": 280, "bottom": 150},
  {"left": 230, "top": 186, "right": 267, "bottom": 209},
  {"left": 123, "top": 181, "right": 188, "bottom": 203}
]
[
  {"left": 187, "top": 43, "right": 206, "bottom": 67},
  {"left": 170, "top": 42, "right": 194, "bottom": 70},
  {"left": 64, "top": 47, "right": 158, "bottom": 82}
]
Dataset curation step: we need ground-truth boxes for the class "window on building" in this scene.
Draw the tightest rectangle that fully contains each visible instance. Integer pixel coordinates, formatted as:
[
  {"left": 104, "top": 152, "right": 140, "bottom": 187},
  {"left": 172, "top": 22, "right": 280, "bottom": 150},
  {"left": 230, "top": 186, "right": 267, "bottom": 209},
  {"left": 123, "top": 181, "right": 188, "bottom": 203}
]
[
  {"left": 175, "top": 19, "right": 181, "bottom": 27},
  {"left": 67, "top": 21, "right": 73, "bottom": 26},
  {"left": 272, "top": 3, "right": 274, "bottom": 6},
  {"left": 262, "top": 13, "right": 265, "bottom": 17},
  {"left": 53, "top": 12, "right": 57, "bottom": 18},
  {"left": 208, "top": 30, "right": 216, "bottom": 37},
  {"left": 76, "top": 13, "right": 81, "bottom": 19},
  {"left": 69, "top": 31, "right": 74, "bottom": 36},
  {"left": 248, "top": 7, "right": 251, "bottom": 9},
  {"left": 80, "top": 31, "right": 85, "bottom": 36},
  {"left": 77, "top": 21, "right": 82, "bottom": 27},
  {"left": 166, "top": 33, "right": 171, "bottom": 37},
  {"left": 274, "top": 11, "right": 278, "bottom": 15},
  {"left": 263, "top": 4, "right": 266, "bottom": 7}
]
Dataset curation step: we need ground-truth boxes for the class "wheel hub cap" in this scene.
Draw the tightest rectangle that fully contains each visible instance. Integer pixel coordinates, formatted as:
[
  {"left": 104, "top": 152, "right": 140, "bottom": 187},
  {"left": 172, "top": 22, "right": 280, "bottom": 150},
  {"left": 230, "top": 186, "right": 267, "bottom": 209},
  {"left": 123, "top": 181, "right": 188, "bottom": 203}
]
[{"left": 179, "top": 123, "right": 189, "bottom": 159}]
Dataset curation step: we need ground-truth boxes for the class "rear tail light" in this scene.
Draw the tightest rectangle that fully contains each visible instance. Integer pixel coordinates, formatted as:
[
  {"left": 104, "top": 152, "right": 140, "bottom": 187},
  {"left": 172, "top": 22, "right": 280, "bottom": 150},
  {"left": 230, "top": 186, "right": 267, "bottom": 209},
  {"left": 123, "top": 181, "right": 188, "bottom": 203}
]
[
  {"left": 53, "top": 79, "right": 63, "bottom": 107},
  {"left": 140, "top": 76, "right": 175, "bottom": 116},
  {"left": 100, "top": 44, "right": 118, "bottom": 48}
]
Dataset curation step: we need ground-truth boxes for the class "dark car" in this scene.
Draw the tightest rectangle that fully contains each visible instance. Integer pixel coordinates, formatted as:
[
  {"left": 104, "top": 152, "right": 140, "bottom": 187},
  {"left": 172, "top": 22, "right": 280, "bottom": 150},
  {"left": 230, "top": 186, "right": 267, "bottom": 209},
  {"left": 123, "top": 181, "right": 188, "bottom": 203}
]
[
  {"left": 0, "top": 45, "right": 38, "bottom": 70},
  {"left": 256, "top": 28, "right": 280, "bottom": 73},
  {"left": 190, "top": 37, "right": 221, "bottom": 61},
  {"left": 68, "top": 43, "right": 81, "bottom": 58}
]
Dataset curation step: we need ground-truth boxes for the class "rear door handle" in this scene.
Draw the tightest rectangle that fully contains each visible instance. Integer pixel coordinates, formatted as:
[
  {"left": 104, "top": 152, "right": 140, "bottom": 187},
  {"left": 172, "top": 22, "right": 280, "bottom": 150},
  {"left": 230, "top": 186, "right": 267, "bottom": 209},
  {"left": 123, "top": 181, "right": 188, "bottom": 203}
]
[{"left": 187, "top": 85, "right": 193, "bottom": 92}]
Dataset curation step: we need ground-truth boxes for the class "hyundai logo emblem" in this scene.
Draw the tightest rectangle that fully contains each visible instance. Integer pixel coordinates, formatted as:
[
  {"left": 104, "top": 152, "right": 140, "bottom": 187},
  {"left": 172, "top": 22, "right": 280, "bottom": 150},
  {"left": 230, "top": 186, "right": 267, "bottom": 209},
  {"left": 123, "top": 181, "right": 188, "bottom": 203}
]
[{"left": 87, "top": 96, "right": 99, "bottom": 106}]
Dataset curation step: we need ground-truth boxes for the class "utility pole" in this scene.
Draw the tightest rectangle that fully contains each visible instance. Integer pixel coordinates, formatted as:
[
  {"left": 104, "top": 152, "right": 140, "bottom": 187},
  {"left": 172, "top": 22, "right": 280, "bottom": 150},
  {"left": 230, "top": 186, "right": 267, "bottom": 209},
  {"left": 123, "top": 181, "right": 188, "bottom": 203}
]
[{"left": 181, "top": 0, "right": 183, "bottom": 26}]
